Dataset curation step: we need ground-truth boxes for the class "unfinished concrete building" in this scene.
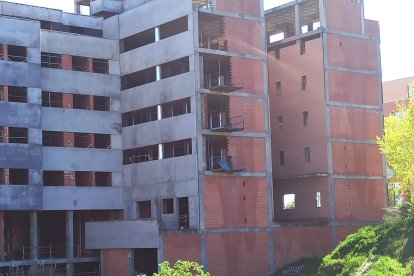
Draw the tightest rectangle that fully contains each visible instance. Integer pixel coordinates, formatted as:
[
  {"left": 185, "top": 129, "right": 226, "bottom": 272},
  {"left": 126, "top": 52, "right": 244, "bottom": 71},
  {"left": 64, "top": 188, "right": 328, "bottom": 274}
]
[{"left": 0, "top": 0, "right": 384, "bottom": 275}]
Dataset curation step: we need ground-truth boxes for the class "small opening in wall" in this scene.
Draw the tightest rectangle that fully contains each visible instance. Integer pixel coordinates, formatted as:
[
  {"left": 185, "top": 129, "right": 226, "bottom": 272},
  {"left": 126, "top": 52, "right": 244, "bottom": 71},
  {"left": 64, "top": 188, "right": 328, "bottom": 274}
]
[
  {"left": 162, "top": 198, "right": 174, "bottom": 215},
  {"left": 283, "top": 194, "right": 295, "bottom": 210}
]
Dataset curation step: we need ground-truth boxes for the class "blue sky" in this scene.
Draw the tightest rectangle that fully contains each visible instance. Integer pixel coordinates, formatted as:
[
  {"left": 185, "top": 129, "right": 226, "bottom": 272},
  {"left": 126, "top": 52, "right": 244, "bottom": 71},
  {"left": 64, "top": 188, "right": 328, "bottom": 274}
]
[{"left": 2, "top": 0, "right": 413, "bottom": 81}]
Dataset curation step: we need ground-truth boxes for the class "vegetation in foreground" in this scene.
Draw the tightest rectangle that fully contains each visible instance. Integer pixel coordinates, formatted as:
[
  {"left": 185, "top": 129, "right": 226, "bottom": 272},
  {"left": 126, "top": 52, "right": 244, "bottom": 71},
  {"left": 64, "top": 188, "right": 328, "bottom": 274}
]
[{"left": 273, "top": 200, "right": 414, "bottom": 275}]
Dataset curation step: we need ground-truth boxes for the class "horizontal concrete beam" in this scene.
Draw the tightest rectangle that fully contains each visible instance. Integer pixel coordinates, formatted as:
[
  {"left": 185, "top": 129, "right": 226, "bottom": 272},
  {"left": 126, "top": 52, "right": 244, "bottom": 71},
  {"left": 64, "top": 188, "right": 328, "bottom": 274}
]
[
  {"left": 123, "top": 113, "right": 196, "bottom": 149},
  {"left": 0, "top": 61, "right": 41, "bottom": 88},
  {"left": 0, "top": 185, "right": 42, "bottom": 210},
  {"left": 125, "top": 179, "right": 199, "bottom": 200},
  {"left": 62, "top": 12, "right": 103, "bottom": 30},
  {"left": 43, "top": 186, "right": 123, "bottom": 210},
  {"left": 42, "top": 147, "right": 122, "bottom": 172},
  {"left": 90, "top": 0, "right": 123, "bottom": 16},
  {"left": 0, "top": 102, "right": 41, "bottom": 128},
  {"left": 85, "top": 220, "right": 159, "bottom": 249},
  {"left": 123, "top": 154, "right": 198, "bottom": 186},
  {"left": 0, "top": 15, "right": 40, "bottom": 47},
  {"left": 0, "top": 144, "right": 42, "bottom": 169}
]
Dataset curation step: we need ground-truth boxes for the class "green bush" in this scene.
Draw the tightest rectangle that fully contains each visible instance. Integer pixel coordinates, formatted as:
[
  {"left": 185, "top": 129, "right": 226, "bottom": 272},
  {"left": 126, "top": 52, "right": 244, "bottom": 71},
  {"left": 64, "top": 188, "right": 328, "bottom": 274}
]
[{"left": 153, "top": 260, "right": 210, "bottom": 276}]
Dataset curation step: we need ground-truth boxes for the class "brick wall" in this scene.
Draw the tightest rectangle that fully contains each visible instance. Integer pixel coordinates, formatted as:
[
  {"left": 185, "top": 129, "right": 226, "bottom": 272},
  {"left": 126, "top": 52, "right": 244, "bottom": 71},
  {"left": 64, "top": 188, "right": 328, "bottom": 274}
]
[
  {"left": 229, "top": 96, "right": 265, "bottom": 133},
  {"left": 216, "top": 0, "right": 260, "bottom": 17},
  {"left": 102, "top": 249, "right": 129, "bottom": 276},
  {"left": 163, "top": 234, "right": 201, "bottom": 264},
  {"left": 227, "top": 137, "right": 266, "bottom": 173}
]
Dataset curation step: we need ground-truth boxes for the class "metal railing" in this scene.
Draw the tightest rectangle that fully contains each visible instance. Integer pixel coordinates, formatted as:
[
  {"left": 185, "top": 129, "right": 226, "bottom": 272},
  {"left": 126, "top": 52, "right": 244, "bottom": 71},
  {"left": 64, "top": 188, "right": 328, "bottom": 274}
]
[
  {"left": 0, "top": 54, "right": 27, "bottom": 63},
  {"left": 208, "top": 115, "right": 244, "bottom": 132}
]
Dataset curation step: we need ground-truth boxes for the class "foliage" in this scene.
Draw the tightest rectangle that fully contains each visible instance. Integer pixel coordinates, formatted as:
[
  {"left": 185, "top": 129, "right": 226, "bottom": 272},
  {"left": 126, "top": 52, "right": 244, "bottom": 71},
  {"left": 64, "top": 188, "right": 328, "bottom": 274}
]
[
  {"left": 153, "top": 260, "right": 210, "bottom": 276},
  {"left": 377, "top": 82, "right": 414, "bottom": 194}
]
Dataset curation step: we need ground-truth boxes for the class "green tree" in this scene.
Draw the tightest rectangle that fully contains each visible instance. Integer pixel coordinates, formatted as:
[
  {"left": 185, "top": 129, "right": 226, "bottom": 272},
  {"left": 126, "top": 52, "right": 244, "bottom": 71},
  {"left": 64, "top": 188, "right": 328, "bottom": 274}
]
[
  {"left": 153, "top": 260, "right": 211, "bottom": 276},
  {"left": 377, "top": 81, "right": 414, "bottom": 194}
]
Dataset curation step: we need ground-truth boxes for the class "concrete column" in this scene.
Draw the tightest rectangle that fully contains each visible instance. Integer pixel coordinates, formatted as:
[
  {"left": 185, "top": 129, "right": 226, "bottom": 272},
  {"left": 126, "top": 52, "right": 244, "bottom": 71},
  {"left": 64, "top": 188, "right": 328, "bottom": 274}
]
[
  {"left": 155, "top": 27, "right": 160, "bottom": 42},
  {"left": 295, "top": 2, "right": 301, "bottom": 35},
  {"left": 30, "top": 211, "right": 38, "bottom": 260},
  {"left": 156, "top": 66, "right": 161, "bottom": 81},
  {"left": 66, "top": 211, "right": 74, "bottom": 276},
  {"left": 157, "top": 105, "right": 162, "bottom": 120}
]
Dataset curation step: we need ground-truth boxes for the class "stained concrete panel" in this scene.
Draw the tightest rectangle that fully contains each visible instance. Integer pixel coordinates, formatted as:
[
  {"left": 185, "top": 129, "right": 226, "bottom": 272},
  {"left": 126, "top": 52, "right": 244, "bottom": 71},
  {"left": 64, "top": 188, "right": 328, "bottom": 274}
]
[
  {"left": 1, "top": 2, "right": 61, "bottom": 22},
  {"left": 42, "top": 187, "right": 123, "bottom": 210},
  {"left": 119, "top": 0, "right": 191, "bottom": 39},
  {"left": 122, "top": 113, "right": 196, "bottom": 149},
  {"left": 85, "top": 220, "right": 159, "bottom": 249},
  {"left": 0, "top": 185, "right": 42, "bottom": 210},
  {"left": 0, "top": 144, "right": 42, "bottom": 169},
  {"left": 90, "top": 0, "right": 123, "bottom": 15},
  {"left": 42, "top": 108, "right": 121, "bottom": 134},
  {"left": 123, "top": 155, "right": 198, "bottom": 186},
  {"left": 0, "top": 102, "right": 41, "bottom": 128},
  {"left": 42, "top": 147, "right": 122, "bottom": 172},
  {"left": 120, "top": 31, "right": 194, "bottom": 75},
  {"left": 0, "top": 16, "right": 40, "bottom": 47},
  {"left": 62, "top": 12, "right": 103, "bottom": 30},
  {"left": 121, "top": 72, "right": 195, "bottom": 112},
  {"left": 41, "top": 68, "right": 120, "bottom": 96},
  {"left": 125, "top": 179, "right": 199, "bottom": 200},
  {"left": 0, "top": 62, "right": 41, "bottom": 88},
  {"left": 41, "top": 31, "right": 118, "bottom": 60}
]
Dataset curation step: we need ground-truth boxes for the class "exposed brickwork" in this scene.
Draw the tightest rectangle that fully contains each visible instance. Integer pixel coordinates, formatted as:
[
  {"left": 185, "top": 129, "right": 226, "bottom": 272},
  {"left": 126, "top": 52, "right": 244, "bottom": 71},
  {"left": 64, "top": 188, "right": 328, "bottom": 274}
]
[
  {"left": 204, "top": 176, "right": 268, "bottom": 229},
  {"left": 274, "top": 227, "right": 333, "bottom": 268},
  {"left": 224, "top": 17, "right": 262, "bottom": 56},
  {"left": 61, "top": 55, "right": 72, "bottom": 70},
  {"left": 326, "top": 0, "right": 363, "bottom": 34},
  {"left": 227, "top": 137, "right": 266, "bottom": 173},
  {"left": 230, "top": 57, "right": 264, "bottom": 94},
  {"left": 229, "top": 96, "right": 265, "bottom": 133},
  {"left": 216, "top": 0, "right": 260, "bottom": 17},
  {"left": 206, "top": 232, "right": 269, "bottom": 276},
  {"left": 64, "top": 171, "right": 75, "bottom": 186},
  {"left": 102, "top": 249, "right": 129, "bottom": 276},
  {"left": 334, "top": 179, "right": 385, "bottom": 221},
  {"left": 331, "top": 142, "right": 383, "bottom": 176},
  {"left": 163, "top": 234, "right": 201, "bottom": 264},
  {"left": 330, "top": 106, "right": 382, "bottom": 141}
]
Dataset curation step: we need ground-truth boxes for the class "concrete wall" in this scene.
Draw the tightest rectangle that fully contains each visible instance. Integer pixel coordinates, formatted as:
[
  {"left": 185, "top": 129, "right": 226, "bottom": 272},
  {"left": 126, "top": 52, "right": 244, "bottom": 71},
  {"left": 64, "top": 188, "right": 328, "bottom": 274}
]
[
  {"left": 0, "top": 186, "right": 42, "bottom": 210},
  {"left": 85, "top": 220, "right": 159, "bottom": 249}
]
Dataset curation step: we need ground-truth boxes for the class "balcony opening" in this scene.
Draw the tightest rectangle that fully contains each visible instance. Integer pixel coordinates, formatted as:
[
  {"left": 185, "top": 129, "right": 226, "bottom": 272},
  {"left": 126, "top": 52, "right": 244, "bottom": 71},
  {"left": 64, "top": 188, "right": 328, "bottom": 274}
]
[
  {"left": 9, "top": 169, "right": 29, "bottom": 185},
  {"left": 162, "top": 98, "right": 191, "bottom": 119},
  {"left": 74, "top": 133, "right": 93, "bottom": 148},
  {"left": 123, "top": 145, "right": 159, "bottom": 165},
  {"left": 160, "top": 57, "right": 189, "bottom": 80},
  {"left": 7, "top": 45, "right": 27, "bottom": 62},
  {"left": 95, "top": 172, "right": 112, "bottom": 187},
  {"left": 69, "top": 26, "right": 86, "bottom": 35},
  {"left": 164, "top": 139, "right": 192, "bottom": 159},
  {"left": 8, "top": 86, "right": 27, "bottom": 103},
  {"left": 205, "top": 136, "right": 244, "bottom": 172},
  {"left": 93, "top": 96, "right": 110, "bottom": 111},
  {"left": 159, "top": 16, "right": 188, "bottom": 40},
  {"left": 201, "top": 54, "right": 241, "bottom": 92},
  {"left": 75, "top": 171, "right": 94, "bottom": 186},
  {"left": 92, "top": 58, "right": 108, "bottom": 74},
  {"left": 8, "top": 127, "right": 28, "bottom": 144},
  {"left": 40, "top": 21, "right": 52, "bottom": 30},
  {"left": 42, "top": 131, "right": 64, "bottom": 147},
  {"left": 121, "top": 67, "right": 156, "bottom": 90},
  {"left": 198, "top": 13, "right": 227, "bottom": 51},
  {"left": 122, "top": 106, "right": 157, "bottom": 127},
  {"left": 2, "top": 212, "right": 31, "bottom": 261},
  {"left": 38, "top": 211, "right": 66, "bottom": 259},
  {"left": 121, "top": 29, "right": 155, "bottom": 53},
  {"left": 205, "top": 95, "right": 244, "bottom": 132},
  {"left": 72, "top": 56, "right": 89, "bottom": 72},
  {"left": 178, "top": 197, "right": 189, "bottom": 230},
  {"left": 43, "top": 171, "right": 64, "bottom": 186},
  {"left": 73, "top": 94, "right": 91, "bottom": 109},
  {"left": 134, "top": 249, "right": 158, "bottom": 276},
  {"left": 0, "top": 126, "right": 4, "bottom": 143},
  {"left": 94, "top": 134, "right": 111, "bottom": 149},
  {"left": 41, "top": 52, "right": 62, "bottom": 69},
  {"left": 74, "top": 262, "right": 100, "bottom": 276},
  {"left": 137, "top": 201, "right": 152, "bottom": 219},
  {"left": 42, "top": 91, "right": 63, "bottom": 108}
]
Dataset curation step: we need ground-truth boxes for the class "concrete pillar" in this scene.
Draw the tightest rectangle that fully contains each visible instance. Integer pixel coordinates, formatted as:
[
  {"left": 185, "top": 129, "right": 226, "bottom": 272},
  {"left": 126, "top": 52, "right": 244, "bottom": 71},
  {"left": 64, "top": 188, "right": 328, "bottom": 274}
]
[
  {"left": 157, "top": 105, "right": 162, "bottom": 120},
  {"left": 295, "top": 2, "right": 301, "bottom": 35},
  {"left": 155, "top": 27, "right": 160, "bottom": 42},
  {"left": 158, "top": 144, "right": 164, "bottom": 160},
  {"left": 30, "top": 211, "right": 38, "bottom": 260},
  {"left": 61, "top": 55, "right": 72, "bottom": 70},
  {"left": 66, "top": 211, "right": 74, "bottom": 276},
  {"left": 156, "top": 66, "right": 161, "bottom": 81}
]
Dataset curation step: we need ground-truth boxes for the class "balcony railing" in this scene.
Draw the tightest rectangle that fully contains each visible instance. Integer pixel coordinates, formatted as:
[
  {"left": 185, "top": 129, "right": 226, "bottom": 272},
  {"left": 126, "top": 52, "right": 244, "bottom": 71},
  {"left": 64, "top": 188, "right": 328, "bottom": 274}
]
[
  {"left": 208, "top": 115, "right": 244, "bottom": 132},
  {"left": 207, "top": 156, "right": 245, "bottom": 172}
]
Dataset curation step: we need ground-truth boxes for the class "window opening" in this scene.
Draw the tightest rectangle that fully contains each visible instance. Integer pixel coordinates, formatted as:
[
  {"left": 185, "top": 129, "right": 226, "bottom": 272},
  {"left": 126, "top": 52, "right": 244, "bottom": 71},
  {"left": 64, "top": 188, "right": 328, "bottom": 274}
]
[
  {"left": 162, "top": 198, "right": 174, "bottom": 215},
  {"left": 283, "top": 194, "right": 295, "bottom": 210}
]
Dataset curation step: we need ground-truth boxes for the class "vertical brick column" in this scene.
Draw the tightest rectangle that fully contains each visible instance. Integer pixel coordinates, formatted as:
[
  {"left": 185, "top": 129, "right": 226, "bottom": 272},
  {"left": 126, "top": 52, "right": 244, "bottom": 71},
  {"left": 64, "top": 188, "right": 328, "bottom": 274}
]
[
  {"left": 87, "top": 57, "right": 93, "bottom": 73},
  {"left": 2, "top": 86, "right": 8, "bottom": 102},
  {"left": 1, "top": 44, "right": 8, "bottom": 60},
  {"left": 88, "top": 96, "right": 94, "bottom": 111},
  {"left": 61, "top": 55, "right": 72, "bottom": 70},
  {"left": 62, "top": 94, "right": 73, "bottom": 109},
  {"left": 2, "top": 127, "right": 8, "bottom": 143},
  {"left": 64, "top": 172, "right": 75, "bottom": 186}
]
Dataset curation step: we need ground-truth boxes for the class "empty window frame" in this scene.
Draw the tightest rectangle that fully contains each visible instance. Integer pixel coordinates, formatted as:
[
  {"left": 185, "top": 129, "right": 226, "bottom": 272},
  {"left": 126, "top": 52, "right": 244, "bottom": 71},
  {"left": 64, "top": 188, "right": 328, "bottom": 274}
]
[
  {"left": 121, "top": 67, "right": 156, "bottom": 90},
  {"left": 122, "top": 106, "right": 157, "bottom": 127},
  {"left": 275, "top": 48, "right": 280, "bottom": 60},
  {"left": 316, "top": 192, "right": 322, "bottom": 208},
  {"left": 161, "top": 57, "right": 189, "bottom": 79},
  {"left": 73, "top": 94, "right": 91, "bottom": 109},
  {"left": 72, "top": 56, "right": 89, "bottom": 72},
  {"left": 301, "top": 75, "right": 307, "bottom": 90},
  {"left": 178, "top": 197, "right": 189, "bottom": 229},
  {"left": 277, "top": 116, "right": 283, "bottom": 126},
  {"left": 94, "top": 134, "right": 111, "bottom": 149},
  {"left": 8, "top": 127, "right": 28, "bottom": 144},
  {"left": 93, "top": 96, "right": 110, "bottom": 111},
  {"left": 276, "top": 81, "right": 282, "bottom": 95},
  {"left": 95, "top": 172, "right": 112, "bottom": 187},
  {"left": 74, "top": 133, "right": 94, "bottom": 148},
  {"left": 279, "top": 151, "right": 285, "bottom": 166},
  {"left": 92, "top": 58, "right": 109, "bottom": 74},
  {"left": 283, "top": 194, "right": 295, "bottom": 210},
  {"left": 300, "top": 40, "right": 306, "bottom": 55},
  {"left": 42, "top": 91, "right": 63, "bottom": 108},
  {"left": 7, "top": 45, "right": 27, "bottom": 62},
  {"left": 162, "top": 198, "right": 174, "bottom": 215},
  {"left": 159, "top": 16, "right": 188, "bottom": 40},
  {"left": 8, "top": 86, "right": 27, "bottom": 103},
  {"left": 162, "top": 98, "right": 191, "bottom": 118},
  {"left": 41, "top": 52, "right": 62, "bottom": 69},
  {"left": 42, "top": 131, "right": 64, "bottom": 147},
  {"left": 121, "top": 29, "right": 155, "bottom": 53},
  {"left": 6, "top": 169, "right": 29, "bottom": 185},
  {"left": 43, "top": 171, "right": 64, "bottom": 186},
  {"left": 305, "top": 147, "right": 311, "bottom": 162},
  {"left": 303, "top": 111, "right": 308, "bottom": 126},
  {"left": 137, "top": 200, "right": 152, "bottom": 219},
  {"left": 164, "top": 139, "right": 192, "bottom": 159},
  {"left": 123, "top": 145, "right": 159, "bottom": 165}
]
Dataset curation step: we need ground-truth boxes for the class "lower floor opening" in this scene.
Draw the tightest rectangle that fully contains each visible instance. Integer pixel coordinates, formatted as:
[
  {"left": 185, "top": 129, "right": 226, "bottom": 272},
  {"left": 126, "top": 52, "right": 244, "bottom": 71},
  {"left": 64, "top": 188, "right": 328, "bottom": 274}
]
[{"left": 134, "top": 248, "right": 158, "bottom": 276}]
